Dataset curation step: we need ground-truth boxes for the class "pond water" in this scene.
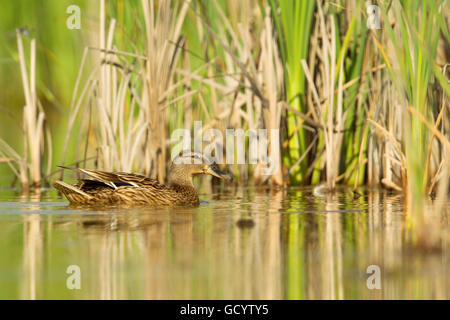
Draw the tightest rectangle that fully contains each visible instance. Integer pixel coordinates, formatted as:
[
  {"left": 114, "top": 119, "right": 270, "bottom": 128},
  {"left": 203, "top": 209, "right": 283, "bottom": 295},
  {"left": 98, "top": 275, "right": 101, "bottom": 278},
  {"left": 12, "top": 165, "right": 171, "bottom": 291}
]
[{"left": 0, "top": 186, "right": 448, "bottom": 299}]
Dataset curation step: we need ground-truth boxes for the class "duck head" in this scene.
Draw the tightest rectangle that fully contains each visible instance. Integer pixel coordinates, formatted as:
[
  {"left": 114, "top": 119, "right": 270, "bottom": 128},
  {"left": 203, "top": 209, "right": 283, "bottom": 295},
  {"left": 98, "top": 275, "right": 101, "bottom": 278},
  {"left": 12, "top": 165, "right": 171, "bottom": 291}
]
[{"left": 168, "top": 151, "right": 231, "bottom": 187}]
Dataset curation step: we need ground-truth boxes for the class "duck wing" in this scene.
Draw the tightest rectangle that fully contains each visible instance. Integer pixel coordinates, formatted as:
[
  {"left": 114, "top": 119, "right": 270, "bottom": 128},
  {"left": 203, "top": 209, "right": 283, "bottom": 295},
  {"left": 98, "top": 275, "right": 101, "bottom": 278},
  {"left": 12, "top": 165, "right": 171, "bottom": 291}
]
[{"left": 58, "top": 166, "right": 161, "bottom": 189}]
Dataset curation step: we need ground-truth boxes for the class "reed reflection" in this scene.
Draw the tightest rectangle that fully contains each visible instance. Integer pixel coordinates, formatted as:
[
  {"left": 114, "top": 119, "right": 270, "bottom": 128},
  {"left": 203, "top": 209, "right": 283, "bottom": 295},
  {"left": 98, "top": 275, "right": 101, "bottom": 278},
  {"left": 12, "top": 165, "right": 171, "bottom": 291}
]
[
  {"left": 8, "top": 187, "right": 448, "bottom": 299},
  {"left": 20, "top": 190, "right": 43, "bottom": 300}
]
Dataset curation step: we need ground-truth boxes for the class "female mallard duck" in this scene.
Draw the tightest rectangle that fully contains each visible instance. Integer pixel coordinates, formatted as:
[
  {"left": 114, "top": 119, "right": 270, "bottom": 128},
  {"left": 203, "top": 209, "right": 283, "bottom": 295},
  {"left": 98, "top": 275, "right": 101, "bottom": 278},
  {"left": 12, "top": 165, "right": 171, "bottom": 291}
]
[{"left": 53, "top": 151, "right": 230, "bottom": 206}]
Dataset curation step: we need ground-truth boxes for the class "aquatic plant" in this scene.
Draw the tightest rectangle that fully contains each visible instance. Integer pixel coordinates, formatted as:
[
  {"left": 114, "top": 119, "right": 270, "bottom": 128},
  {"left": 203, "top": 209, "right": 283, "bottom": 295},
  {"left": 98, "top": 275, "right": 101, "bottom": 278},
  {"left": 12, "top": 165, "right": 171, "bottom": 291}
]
[
  {"left": 0, "top": 30, "right": 52, "bottom": 190},
  {"left": 0, "top": 0, "right": 447, "bottom": 203}
]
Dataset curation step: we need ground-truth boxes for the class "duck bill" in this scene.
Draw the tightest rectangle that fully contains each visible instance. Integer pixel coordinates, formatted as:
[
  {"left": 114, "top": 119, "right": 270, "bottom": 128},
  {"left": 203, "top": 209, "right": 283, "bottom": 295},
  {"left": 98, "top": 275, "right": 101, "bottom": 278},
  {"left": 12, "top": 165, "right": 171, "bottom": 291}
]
[{"left": 206, "top": 167, "right": 231, "bottom": 180}]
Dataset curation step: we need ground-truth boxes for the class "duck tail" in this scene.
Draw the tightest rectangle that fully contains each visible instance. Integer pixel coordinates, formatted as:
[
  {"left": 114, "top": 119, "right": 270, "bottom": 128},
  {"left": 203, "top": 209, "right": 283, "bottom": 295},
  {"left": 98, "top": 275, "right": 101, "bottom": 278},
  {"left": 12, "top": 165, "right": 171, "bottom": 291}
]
[{"left": 53, "top": 181, "right": 93, "bottom": 204}]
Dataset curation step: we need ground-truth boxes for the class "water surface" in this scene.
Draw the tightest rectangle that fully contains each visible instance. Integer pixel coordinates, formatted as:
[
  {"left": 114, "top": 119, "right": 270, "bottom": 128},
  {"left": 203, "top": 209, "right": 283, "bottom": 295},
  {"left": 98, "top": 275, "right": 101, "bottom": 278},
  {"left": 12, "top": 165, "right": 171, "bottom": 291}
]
[{"left": 0, "top": 186, "right": 448, "bottom": 299}]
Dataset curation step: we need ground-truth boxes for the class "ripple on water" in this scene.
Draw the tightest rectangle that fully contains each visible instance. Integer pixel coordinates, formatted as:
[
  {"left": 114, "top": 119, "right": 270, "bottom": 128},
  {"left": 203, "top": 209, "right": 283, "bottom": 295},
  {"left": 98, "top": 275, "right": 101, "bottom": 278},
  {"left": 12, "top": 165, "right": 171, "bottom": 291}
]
[{"left": 0, "top": 187, "right": 447, "bottom": 299}]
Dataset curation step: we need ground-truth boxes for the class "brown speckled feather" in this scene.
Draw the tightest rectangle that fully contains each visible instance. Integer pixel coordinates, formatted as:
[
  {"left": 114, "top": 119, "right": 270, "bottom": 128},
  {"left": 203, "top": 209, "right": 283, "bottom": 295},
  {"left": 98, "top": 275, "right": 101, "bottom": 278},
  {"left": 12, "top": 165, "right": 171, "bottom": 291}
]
[
  {"left": 53, "top": 152, "right": 230, "bottom": 207},
  {"left": 53, "top": 167, "right": 199, "bottom": 207}
]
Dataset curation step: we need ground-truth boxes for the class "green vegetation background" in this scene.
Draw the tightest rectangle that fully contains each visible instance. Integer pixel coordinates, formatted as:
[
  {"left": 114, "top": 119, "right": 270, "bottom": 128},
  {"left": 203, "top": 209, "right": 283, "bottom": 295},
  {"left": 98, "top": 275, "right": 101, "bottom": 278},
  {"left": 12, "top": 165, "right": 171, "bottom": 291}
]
[{"left": 0, "top": 0, "right": 93, "bottom": 185}]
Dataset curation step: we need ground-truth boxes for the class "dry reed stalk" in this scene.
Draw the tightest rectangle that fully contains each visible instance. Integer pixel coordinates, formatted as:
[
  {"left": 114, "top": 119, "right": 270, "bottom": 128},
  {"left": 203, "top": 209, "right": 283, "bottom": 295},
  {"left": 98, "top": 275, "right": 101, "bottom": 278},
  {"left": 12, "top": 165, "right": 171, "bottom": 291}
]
[
  {"left": 191, "top": 1, "right": 284, "bottom": 185},
  {"left": 18, "top": 32, "right": 41, "bottom": 187},
  {"left": 59, "top": 47, "right": 90, "bottom": 178},
  {"left": 0, "top": 31, "right": 51, "bottom": 189},
  {"left": 181, "top": 42, "right": 193, "bottom": 131},
  {"left": 0, "top": 139, "right": 28, "bottom": 187},
  {"left": 61, "top": 0, "right": 197, "bottom": 183},
  {"left": 62, "top": 3, "right": 125, "bottom": 175},
  {"left": 140, "top": 0, "right": 190, "bottom": 182},
  {"left": 254, "top": 7, "right": 284, "bottom": 185},
  {"left": 427, "top": 64, "right": 450, "bottom": 205},
  {"left": 62, "top": 45, "right": 149, "bottom": 174},
  {"left": 300, "top": 1, "right": 350, "bottom": 191}
]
